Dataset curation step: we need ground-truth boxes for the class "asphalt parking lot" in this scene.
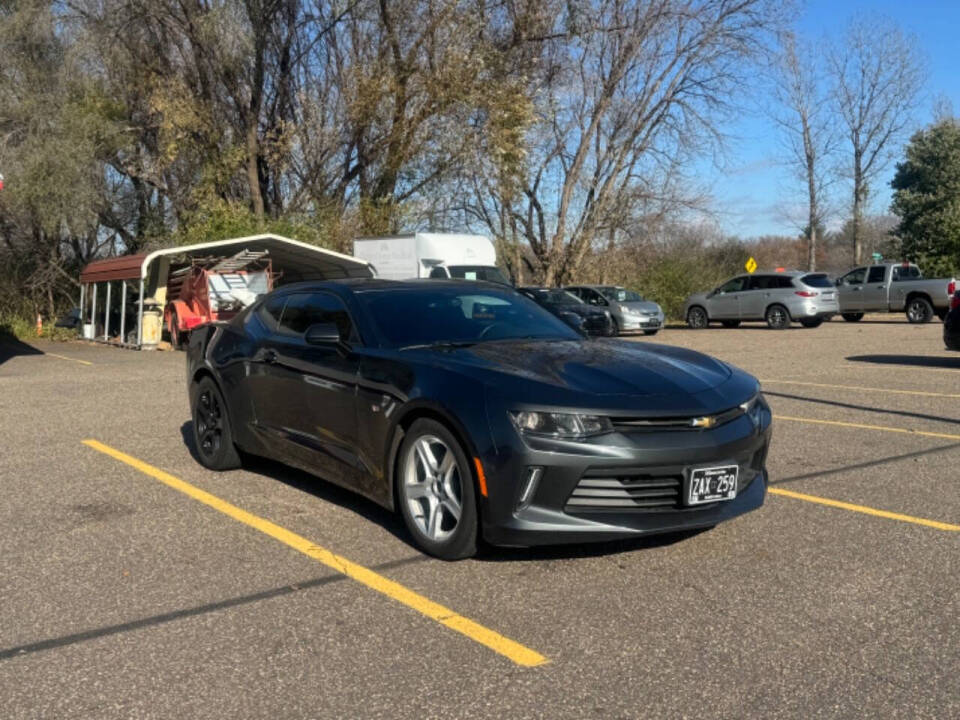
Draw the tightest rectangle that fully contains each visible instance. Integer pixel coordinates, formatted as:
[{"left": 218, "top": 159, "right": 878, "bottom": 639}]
[{"left": 1, "top": 316, "right": 958, "bottom": 719}]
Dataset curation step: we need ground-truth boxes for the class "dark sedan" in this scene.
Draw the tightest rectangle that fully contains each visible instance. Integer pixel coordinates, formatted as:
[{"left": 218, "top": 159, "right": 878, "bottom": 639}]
[
  {"left": 186, "top": 280, "right": 772, "bottom": 559},
  {"left": 518, "top": 286, "right": 613, "bottom": 336}
]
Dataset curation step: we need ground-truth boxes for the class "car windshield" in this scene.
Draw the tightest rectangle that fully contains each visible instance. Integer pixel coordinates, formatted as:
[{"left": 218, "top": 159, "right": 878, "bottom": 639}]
[
  {"left": 800, "top": 274, "right": 834, "bottom": 288},
  {"left": 599, "top": 287, "right": 644, "bottom": 302},
  {"left": 446, "top": 265, "right": 511, "bottom": 285},
  {"left": 529, "top": 289, "right": 584, "bottom": 305},
  {"left": 357, "top": 286, "right": 581, "bottom": 348}
]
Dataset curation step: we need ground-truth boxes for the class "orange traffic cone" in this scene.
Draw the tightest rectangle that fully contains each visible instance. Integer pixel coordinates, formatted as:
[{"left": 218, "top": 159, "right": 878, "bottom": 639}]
[{"left": 36, "top": 314, "right": 42, "bottom": 336}]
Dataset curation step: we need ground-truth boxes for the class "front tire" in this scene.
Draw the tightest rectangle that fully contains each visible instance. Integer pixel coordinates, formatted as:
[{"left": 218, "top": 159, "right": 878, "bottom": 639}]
[
  {"left": 765, "top": 304, "right": 791, "bottom": 329},
  {"left": 686, "top": 306, "right": 709, "bottom": 329},
  {"left": 397, "top": 419, "right": 478, "bottom": 560},
  {"left": 906, "top": 296, "right": 934, "bottom": 324},
  {"left": 190, "top": 377, "right": 242, "bottom": 470},
  {"left": 842, "top": 312, "right": 864, "bottom": 322}
]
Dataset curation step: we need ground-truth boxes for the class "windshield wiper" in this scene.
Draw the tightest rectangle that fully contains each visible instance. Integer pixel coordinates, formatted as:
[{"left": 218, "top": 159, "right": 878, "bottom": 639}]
[{"left": 399, "top": 340, "right": 478, "bottom": 351}]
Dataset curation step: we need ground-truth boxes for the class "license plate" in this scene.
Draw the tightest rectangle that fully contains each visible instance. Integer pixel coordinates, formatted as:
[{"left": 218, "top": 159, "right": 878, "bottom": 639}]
[{"left": 687, "top": 465, "right": 738, "bottom": 505}]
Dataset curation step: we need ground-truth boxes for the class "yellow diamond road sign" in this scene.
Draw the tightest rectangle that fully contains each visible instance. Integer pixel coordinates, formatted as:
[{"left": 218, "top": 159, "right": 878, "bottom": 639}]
[{"left": 745, "top": 257, "right": 757, "bottom": 274}]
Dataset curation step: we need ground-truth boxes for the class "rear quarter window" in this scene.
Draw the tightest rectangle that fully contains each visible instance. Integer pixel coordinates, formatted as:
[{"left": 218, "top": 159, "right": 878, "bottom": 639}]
[{"left": 799, "top": 274, "right": 834, "bottom": 289}]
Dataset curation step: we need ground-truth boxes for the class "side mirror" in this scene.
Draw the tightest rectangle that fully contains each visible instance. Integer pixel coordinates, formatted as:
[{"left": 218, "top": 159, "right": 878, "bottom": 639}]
[
  {"left": 305, "top": 322, "right": 341, "bottom": 345},
  {"left": 558, "top": 311, "right": 585, "bottom": 331}
]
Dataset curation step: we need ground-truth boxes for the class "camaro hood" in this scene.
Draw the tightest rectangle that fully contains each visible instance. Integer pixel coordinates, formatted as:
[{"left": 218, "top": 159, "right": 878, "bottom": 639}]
[{"left": 415, "top": 339, "right": 754, "bottom": 414}]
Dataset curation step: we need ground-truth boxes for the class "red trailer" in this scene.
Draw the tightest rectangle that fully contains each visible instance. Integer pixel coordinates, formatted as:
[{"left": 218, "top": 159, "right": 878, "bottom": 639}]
[{"left": 164, "top": 250, "right": 276, "bottom": 348}]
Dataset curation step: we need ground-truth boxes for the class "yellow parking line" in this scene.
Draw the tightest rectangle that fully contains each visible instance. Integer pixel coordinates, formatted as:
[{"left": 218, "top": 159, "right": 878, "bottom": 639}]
[
  {"left": 82, "top": 439, "right": 548, "bottom": 668},
  {"left": 769, "top": 488, "right": 960, "bottom": 532},
  {"left": 45, "top": 351, "right": 93, "bottom": 366},
  {"left": 762, "top": 379, "right": 960, "bottom": 399},
  {"left": 773, "top": 415, "right": 960, "bottom": 442}
]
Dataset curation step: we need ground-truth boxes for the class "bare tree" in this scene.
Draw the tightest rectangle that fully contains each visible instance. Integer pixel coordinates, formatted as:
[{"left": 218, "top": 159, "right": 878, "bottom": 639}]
[
  {"left": 472, "top": 0, "right": 787, "bottom": 285},
  {"left": 827, "top": 15, "right": 925, "bottom": 264},
  {"left": 769, "top": 31, "right": 835, "bottom": 271}
]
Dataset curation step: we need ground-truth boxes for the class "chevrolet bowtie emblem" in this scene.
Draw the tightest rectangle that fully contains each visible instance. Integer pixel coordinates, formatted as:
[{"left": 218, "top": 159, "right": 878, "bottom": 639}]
[{"left": 691, "top": 416, "right": 715, "bottom": 429}]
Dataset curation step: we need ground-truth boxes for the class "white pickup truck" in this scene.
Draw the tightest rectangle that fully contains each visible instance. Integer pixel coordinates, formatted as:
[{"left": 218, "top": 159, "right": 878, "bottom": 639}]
[{"left": 835, "top": 263, "right": 957, "bottom": 323}]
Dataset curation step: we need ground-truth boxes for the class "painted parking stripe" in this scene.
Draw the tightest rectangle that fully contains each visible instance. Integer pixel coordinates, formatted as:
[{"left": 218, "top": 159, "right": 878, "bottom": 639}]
[
  {"left": 769, "top": 488, "right": 960, "bottom": 532},
  {"left": 45, "top": 351, "right": 93, "bottom": 366},
  {"left": 773, "top": 415, "right": 960, "bottom": 442},
  {"left": 82, "top": 439, "right": 549, "bottom": 668},
  {"left": 762, "top": 379, "right": 960, "bottom": 399}
]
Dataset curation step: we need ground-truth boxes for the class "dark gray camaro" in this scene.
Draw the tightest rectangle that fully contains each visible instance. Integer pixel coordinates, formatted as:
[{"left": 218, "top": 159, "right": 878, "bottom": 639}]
[{"left": 187, "top": 279, "right": 772, "bottom": 559}]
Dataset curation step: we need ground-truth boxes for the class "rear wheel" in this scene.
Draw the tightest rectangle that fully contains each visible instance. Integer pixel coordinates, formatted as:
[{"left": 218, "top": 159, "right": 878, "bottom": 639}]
[
  {"left": 190, "top": 377, "right": 242, "bottom": 471},
  {"left": 906, "top": 296, "right": 934, "bottom": 324},
  {"left": 800, "top": 318, "right": 823, "bottom": 328},
  {"left": 397, "top": 419, "right": 478, "bottom": 560},
  {"left": 841, "top": 312, "right": 864, "bottom": 322},
  {"left": 765, "top": 304, "right": 791, "bottom": 330},
  {"left": 686, "top": 306, "right": 709, "bottom": 329},
  {"left": 721, "top": 320, "right": 740, "bottom": 328}
]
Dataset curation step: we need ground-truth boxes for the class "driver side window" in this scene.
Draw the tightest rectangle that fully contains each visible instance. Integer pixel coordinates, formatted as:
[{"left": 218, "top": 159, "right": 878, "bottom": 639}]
[
  {"left": 278, "top": 292, "right": 358, "bottom": 343},
  {"left": 585, "top": 290, "right": 606, "bottom": 306},
  {"left": 719, "top": 277, "right": 746, "bottom": 293},
  {"left": 841, "top": 268, "right": 867, "bottom": 286}
]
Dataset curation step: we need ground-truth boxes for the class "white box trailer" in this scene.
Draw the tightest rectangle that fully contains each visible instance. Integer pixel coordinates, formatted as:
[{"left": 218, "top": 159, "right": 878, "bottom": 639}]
[{"left": 353, "top": 233, "right": 509, "bottom": 284}]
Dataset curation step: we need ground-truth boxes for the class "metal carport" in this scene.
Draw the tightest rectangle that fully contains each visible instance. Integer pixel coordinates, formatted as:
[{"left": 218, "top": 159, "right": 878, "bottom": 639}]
[{"left": 78, "top": 234, "right": 373, "bottom": 349}]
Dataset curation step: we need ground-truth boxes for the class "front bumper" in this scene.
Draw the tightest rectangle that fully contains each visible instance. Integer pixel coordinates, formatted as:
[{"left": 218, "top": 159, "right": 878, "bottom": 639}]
[
  {"left": 480, "top": 408, "right": 772, "bottom": 547},
  {"left": 620, "top": 313, "right": 666, "bottom": 331}
]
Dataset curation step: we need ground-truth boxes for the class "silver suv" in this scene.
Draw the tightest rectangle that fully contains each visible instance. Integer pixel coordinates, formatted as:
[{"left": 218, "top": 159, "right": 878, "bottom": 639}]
[
  {"left": 684, "top": 271, "right": 839, "bottom": 329},
  {"left": 565, "top": 285, "right": 665, "bottom": 335}
]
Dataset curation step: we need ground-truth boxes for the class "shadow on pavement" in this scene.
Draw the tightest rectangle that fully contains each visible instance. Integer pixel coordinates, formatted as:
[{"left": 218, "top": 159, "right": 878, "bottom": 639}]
[
  {"left": 180, "top": 420, "right": 708, "bottom": 562},
  {"left": 0, "top": 332, "right": 43, "bottom": 366},
  {"left": 764, "top": 390, "right": 960, "bottom": 426},
  {"left": 180, "top": 421, "right": 411, "bottom": 546},
  {"left": 475, "top": 526, "right": 711, "bottom": 563},
  {"left": 846, "top": 354, "right": 960, "bottom": 370}
]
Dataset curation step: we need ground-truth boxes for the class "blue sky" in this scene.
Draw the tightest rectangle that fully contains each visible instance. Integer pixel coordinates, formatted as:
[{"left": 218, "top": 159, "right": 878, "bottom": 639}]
[{"left": 709, "top": 0, "right": 960, "bottom": 239}]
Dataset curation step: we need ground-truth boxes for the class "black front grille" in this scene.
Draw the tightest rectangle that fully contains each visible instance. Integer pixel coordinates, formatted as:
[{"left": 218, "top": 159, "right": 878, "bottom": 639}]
[
  {"left": 611, "top": 404, "right": 745, "bottom": 433},
  {"left": 565, "top": 468, "right": 683, "bottom": 511}
]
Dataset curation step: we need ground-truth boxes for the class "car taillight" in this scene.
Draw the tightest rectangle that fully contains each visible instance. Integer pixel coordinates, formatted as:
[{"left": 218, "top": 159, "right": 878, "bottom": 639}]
[
  {"left": 949, "top": 280, "right": 956, "bottom": 296},
  {"left": 794, "top": 290, "right": 818, "bottom": 297}
]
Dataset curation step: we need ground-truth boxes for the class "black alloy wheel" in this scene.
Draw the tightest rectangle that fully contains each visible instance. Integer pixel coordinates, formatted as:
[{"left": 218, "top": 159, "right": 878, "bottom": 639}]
[
  {"left": 906, "top": 297, "right": 934, "bottom": 324},
  {"left": 191, "top": 377, "right": 241, "bottom": 470},
  {"left": 686, "top": 306, "right": 708, "bottom": 329}
]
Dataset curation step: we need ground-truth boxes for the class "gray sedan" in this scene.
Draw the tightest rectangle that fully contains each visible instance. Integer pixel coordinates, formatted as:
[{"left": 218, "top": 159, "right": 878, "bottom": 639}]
[
  {"left": 565, "top": 285, "right": 665, "bottom": 335},
  {"left": 684, "top": 271, "right": 838, "bottom": 329}
]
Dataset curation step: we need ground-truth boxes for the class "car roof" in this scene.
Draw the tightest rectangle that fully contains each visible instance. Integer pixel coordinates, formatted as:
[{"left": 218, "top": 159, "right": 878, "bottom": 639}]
[{"left": 271, "top": 278, "right": 514, "bottom": 294}]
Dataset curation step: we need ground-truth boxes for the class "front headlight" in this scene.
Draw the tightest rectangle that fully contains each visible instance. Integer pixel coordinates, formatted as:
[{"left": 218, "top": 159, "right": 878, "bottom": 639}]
[
  {"left": 510, "top": 411, "right": 613, "bottom": 439},
  {"left": 739, "top": 392, "right": 766, "bottom": 428},
  {"left": 619, "top": 304, "right": 631, "bottom": 313}
]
